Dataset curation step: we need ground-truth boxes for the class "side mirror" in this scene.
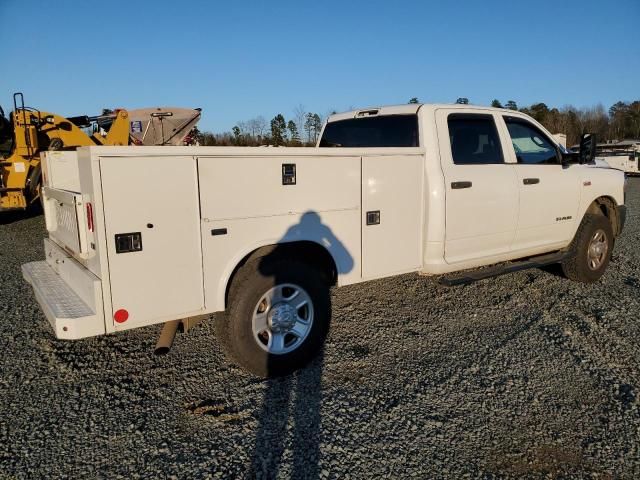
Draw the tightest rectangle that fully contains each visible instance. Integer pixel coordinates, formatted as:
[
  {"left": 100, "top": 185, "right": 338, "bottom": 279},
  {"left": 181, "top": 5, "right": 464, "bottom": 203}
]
[
  {"left": 579, "top": 133, "right": 596, "bottom": 164},
  {"left": 561, "top": 149, "right": 580, "bottom": 166}
]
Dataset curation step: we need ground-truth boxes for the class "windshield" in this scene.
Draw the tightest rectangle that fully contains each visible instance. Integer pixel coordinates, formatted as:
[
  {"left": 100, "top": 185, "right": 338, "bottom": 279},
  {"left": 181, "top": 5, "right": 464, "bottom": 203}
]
[{"left": 319, "top": 114, "right": 419, "bottom": 147}]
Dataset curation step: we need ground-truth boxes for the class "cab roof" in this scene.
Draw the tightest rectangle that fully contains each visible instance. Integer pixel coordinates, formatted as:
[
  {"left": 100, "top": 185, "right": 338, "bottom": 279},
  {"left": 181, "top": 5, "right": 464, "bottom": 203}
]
[{"left": 326, "top": 103, "right": 518, "bottom": 123}]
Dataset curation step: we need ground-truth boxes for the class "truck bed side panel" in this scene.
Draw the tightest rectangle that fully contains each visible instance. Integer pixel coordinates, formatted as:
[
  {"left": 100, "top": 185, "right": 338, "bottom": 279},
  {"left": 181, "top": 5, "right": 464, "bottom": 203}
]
[{"left": 198, "top": 155, "right": 361, "bottom": 311}]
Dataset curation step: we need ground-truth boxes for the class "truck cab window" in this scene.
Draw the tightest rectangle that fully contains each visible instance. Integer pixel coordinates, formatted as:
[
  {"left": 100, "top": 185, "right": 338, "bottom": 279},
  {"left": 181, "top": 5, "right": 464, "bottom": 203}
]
[
  {"left": 447, "top": 114, "right": 503, "bottom": 165},
  {"left": 319, "top": 114, "right": 418, "bottom": 147},
  {"left": 504, "top": 118, "right": 559, "bottom": 164}
]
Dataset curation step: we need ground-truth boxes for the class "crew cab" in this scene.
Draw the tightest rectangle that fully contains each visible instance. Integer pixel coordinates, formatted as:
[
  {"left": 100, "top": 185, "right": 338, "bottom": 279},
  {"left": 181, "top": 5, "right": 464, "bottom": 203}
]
[{"left": 23, "top": 104, "right": 627, "bottom": 377}]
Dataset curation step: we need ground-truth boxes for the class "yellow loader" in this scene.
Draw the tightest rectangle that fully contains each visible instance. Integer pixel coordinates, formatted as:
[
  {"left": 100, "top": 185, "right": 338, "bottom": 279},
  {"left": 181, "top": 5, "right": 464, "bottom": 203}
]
[{"left": 0, "top": 93, "right": 130, "bottom": 211}]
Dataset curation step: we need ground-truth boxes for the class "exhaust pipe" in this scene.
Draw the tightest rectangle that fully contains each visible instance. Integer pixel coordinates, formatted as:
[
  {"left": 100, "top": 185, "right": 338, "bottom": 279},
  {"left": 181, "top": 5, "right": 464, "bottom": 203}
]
[{"left": 154, "top": 319, "right": 181, "bottom": 355}]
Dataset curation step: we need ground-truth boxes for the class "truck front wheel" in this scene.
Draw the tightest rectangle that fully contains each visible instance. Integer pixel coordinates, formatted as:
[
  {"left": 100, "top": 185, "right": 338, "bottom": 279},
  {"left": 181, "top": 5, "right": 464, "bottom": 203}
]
[
  {"left": 562, "top": 213, "right": 614, "bottom": 283},
  {"left": 216, "top": 257, "right": 330, "bottom": 377}
]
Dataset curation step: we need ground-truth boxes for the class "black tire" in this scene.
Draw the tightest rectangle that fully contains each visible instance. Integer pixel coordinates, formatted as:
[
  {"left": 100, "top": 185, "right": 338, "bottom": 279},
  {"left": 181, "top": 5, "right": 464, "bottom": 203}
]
[
  {"left": 215, "top": 256, "right": 330, "bottom": 377},
  {"left": 561, "top": 213, "right": 614, "bottom": 283},
  {"left": 26, "top": 163, "right": 43, "bottom": 212}
]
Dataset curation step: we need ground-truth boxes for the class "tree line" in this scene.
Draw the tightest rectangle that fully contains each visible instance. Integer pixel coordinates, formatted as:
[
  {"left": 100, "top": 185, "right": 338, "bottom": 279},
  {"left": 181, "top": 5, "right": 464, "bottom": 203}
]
[
  {"left": 191, "top": 98, "right": 640, "bottom": 148},
  {"left": 193, "top": 105, "right": 325, "bottom": 147},
  {"left": 466, "top": 97, "right": 640, "bottom": 147}
]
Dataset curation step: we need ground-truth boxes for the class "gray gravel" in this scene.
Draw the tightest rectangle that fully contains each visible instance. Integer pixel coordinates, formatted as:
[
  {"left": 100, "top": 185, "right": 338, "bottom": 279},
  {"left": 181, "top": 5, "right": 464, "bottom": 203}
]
[{"left": 2, "top": 179, "right": 640, "bottom": 479}]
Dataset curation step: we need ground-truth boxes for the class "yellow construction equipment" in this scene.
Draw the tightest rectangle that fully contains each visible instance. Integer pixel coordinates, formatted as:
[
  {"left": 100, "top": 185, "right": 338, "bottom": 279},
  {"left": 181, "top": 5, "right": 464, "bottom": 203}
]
[
  {"left": 0, "top": 93, "right": 130, "bottom": 211},
  {"left": 0, "top": 93, "right": 202, "bottom": 212}
]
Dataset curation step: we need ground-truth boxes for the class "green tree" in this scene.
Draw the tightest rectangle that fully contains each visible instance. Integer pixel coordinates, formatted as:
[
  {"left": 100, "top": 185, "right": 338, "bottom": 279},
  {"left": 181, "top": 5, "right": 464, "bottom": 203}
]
[
  {"left": 201, "top": 131, "right": 216, "bottom": 146},
  {"left": 304, "top": 113, "right": 323, "bottom": 144},
  {"left": 312, "top": 113, "right": 323, "bottom": 143},
  {"left": 455, "top": 97, "right": 469, "bottom": 104},
  {"left": 270, "top": 114, "right": 287, "bottom": 146},
  {"left": 629, "top": 101, "right": 640, "bottom": 138},
  {"left": 287, "top": 120, "right": 300, "bottom": 145},
  {"left": 491, "top": 99, "right": 503, "bottom": 108},
  {"left": 505, "top": 100, "right": 518, "bottom": 110},
  {"left": 408, "top": 97, "right": 419, "bottom": 104},
  {"left": 304, "top": 113, "right": 315, "bottom": 143},
  {"left": 232, "top": 125, "right": 242, "bottom": 145},
  {"left": 609, "top": 101, "right": 631, "bottom": 140},
  {"left": 528, "top": 103, "right": 550, "bottom": 123}
]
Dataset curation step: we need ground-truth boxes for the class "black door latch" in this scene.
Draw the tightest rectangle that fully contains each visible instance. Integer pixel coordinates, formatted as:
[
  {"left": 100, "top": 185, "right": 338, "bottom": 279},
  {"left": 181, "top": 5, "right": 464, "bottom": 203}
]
[
  {"left": 282, "top": 164, "right": 296, "bottom": 185},
  {"left": 366, "top": 211, "right": 381, "bottom": 225},
  {"left": 115, "top": 232, "right": 142, "bottom": 253}
]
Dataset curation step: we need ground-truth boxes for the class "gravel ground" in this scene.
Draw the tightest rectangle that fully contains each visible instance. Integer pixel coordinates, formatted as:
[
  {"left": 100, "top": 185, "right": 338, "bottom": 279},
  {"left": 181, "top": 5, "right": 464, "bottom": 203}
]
[{"left": 1, "top": 179, "right": 640, "bottom": 479}]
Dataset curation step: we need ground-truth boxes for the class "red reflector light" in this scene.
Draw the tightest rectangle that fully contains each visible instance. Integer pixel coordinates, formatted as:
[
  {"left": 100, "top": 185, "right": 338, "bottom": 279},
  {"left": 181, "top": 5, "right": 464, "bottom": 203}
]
[
  {"left": 86, "top": 202, "right": 94, "bottom": 232},
  {"left": 114, "top": 309, "right": 129, "bottom": 323}
]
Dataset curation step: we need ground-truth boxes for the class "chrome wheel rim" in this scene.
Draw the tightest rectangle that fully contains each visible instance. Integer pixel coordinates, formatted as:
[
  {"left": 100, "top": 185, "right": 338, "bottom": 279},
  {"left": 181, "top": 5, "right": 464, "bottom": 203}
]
[
  {"left": 587, "top": 229, "right": 608, "bottom": 271},
  {"left": 252, "top": 283, "right": 314, "bottom": 355}
]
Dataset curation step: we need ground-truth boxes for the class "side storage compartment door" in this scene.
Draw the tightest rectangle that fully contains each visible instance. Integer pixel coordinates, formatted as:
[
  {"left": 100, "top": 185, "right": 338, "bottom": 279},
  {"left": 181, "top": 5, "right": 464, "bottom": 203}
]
[
  {"left": 361, "top": 155, "right": 423, "bottom": 279},
  {"left": 198, "top": 155, "right": 362, "bottom": 311},
  {"left": 100, "top": 156, "right": 204, "bottom": 328}
]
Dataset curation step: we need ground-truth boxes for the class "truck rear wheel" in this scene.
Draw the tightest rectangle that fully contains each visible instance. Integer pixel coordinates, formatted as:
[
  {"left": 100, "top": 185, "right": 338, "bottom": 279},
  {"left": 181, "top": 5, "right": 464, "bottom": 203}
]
[
  {"left": 216, "top": 257, "right": 330, "bottom": 377},
  {"left": 561, "top": 213, "right": 613, "bottom": 283}
]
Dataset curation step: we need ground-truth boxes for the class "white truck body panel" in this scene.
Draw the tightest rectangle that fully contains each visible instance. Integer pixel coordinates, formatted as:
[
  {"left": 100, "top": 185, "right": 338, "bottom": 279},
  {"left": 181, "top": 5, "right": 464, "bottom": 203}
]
[
  {"left": 198, "top": 153, "right": 363, "bottom": 310},
  {"left": 510, "top": 162, "right": 580, "bottom": 251},
  {"left": 42, "top": 187, "right": 84, "bottom": 254},
  {"left": 99, "top": 156, "right": 205, "bottom": 328},
  {"left": 25, "top": 105, "right": 626, "bottom": 341},
  {"left": 598, "top": 154, "right": 640, "bottom": 174},
  {"left": 361, "top": 154, "right": 423, "bottom": 279},
  {"left": 41, "top": 151, "right": 81, "bottom": 193}
]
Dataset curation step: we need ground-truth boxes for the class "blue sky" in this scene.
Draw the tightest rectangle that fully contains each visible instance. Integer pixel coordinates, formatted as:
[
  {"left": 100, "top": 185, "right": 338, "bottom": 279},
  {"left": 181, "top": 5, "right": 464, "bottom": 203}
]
[{"left": 1, "top": 0, "right": 638, "bottom": 132}]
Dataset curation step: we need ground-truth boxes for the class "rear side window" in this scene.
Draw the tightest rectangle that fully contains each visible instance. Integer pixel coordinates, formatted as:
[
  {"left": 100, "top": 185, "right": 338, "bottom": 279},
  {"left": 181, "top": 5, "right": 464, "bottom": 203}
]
[
  {"left": 319, "top": 114, "right": 419, "bottom": 147},
  {"left": 447, "top": 114, "right": 503, "bottom": 165}
]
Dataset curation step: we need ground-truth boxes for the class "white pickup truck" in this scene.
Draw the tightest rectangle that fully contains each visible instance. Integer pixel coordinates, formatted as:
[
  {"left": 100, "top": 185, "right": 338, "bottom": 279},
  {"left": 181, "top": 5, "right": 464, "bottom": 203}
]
[{"left": 23, "top": 104, "right": 628, "bottom": 377}]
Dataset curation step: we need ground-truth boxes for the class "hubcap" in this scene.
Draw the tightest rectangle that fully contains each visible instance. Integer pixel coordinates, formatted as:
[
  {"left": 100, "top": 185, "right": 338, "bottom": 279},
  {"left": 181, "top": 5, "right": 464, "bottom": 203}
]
[
  {"left": 252, "top": 283, "right": 314, "bottom": 355},
  {"left": 587, "top": 229, "right": 608, "bottom": 271}
]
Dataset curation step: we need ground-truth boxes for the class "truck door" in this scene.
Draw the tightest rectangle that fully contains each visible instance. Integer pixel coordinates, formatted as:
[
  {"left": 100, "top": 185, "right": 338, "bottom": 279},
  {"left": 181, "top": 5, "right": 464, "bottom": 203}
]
[
  {"left": 436, "top": 109, "right": 519, "bottom": 264},
  {"left": 499, "top": 115, "right": 581, "bottom": 251},
  {"left": 100, "top": 156, "right": 204, "bottom": 328}
]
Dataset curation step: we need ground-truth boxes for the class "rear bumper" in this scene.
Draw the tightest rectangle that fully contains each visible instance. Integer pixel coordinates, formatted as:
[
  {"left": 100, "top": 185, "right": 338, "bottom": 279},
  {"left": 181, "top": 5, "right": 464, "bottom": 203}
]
[
  {"left": 617, "top": 205, "right": 627, "bottom": 235},
  {"left": 22, "top": 240, "right": 105, "bottom": 340}
]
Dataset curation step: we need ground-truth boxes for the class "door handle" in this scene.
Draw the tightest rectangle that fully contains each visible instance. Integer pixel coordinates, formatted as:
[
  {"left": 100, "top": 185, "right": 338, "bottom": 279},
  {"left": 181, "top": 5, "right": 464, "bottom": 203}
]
[
  {"left": 451, "top": 181, "right": 472, "bottom": 189},
  {"left": 523, "top": 178, "right": 540, "bottom": 185}
]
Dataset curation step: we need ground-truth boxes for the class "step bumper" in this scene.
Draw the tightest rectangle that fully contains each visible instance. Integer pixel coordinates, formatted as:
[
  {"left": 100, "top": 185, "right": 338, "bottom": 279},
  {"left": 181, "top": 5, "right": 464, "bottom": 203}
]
[{"left": 22, "top": 260, "right": 105, "bottom": 339}]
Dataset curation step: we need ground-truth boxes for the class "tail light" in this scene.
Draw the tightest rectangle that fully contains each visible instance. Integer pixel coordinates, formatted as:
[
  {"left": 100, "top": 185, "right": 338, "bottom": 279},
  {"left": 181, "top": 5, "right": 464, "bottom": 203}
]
[
  {"left": 114, "top": 309, "right": 129, "bottom": 323},
  {"left": 86, "top": 202, "right": 94, "bottom": 232}
]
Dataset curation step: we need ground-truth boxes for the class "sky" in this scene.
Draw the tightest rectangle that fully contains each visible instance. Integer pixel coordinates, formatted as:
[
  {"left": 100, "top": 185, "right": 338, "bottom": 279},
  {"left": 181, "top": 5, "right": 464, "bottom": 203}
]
[{"left": 1, "top": 0, "right": 638, "bottom": 132}]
